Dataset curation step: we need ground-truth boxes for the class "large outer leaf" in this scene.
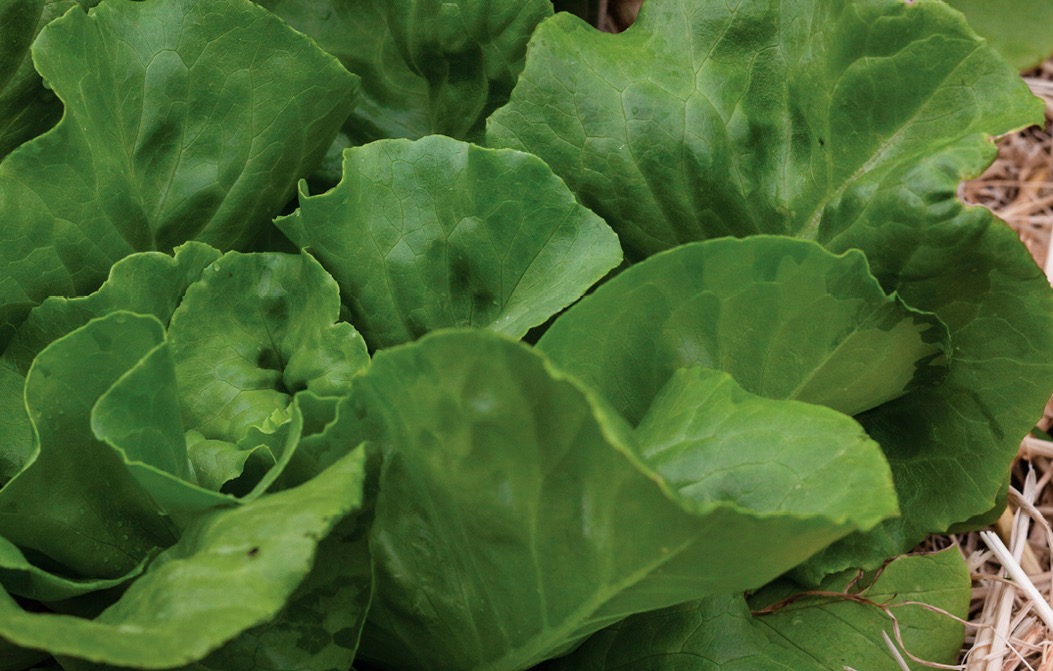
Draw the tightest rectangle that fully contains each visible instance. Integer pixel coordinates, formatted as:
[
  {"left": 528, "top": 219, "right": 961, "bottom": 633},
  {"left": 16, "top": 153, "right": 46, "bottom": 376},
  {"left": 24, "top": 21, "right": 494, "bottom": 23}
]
[
  {"left": 493, "top": 0, "right": 1053, "bottom": 569},
  {"left": 543, "top": 550, "right": 968, "bottom": 670},
  {"left": 0, "top": 447, "right": 368, "bottom": 670},
  {"left": 488, "top": 0, "right": 1040, "bottom": 259},
  {"left": 947, "top": 0, "right": 1053, "bottom": 70},
  {"left": 278, "top": 136, "right": 621, "bottom": 350},
  {"left": 168, "top": 252, "right": 369, "bottom": 443},
  {"left": 257, "top": 0, "right": 550, "bottom": 143},
  {"left": 539, "top": 237, "right": 948, "bottom": 424},
  {"left": 0, "top": 0, "right": 359, "bottom": 335},
  {"left": 349, "top": 330, "right": 896, "bottom": 670}
]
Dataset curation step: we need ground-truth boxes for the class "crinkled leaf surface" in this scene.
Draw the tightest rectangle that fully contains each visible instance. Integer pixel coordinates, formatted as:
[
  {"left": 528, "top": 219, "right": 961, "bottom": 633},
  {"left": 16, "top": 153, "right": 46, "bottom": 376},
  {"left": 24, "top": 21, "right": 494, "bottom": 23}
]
[
  {"left": 348, "top": 330, "right": 896, "bottom": 670},
  {"left": 501, "top": 0, "right": 1053, "bottom": 566},
  {"left": 168, "top": 251, "right": 369, "bottom": 443},
  {"left": 278, "top": 136, "right": 621, "bottom": 349},
  {"left": 543, "top": 550, "right": 968, "bottom": 671},
  {"left": 488, "top": 0, "right": 1039, "bottom": 259},
  {"left": 257, "top": 0, "right": 550, "bottom": 143},
  {"left": 539, "top": 236, "right": 949, "bottom": 424},
  {"left": 0, "top": 0, "right": 359, "bottom": 333},
  {"left": 947, "top": 0, "right": 1053, "bottom": 70},
  {"left": 0, "top": 447, "right": 368, "bottom": 670},
  {"left": 0, "top": 243, "right": 218, "bottom": 490}
]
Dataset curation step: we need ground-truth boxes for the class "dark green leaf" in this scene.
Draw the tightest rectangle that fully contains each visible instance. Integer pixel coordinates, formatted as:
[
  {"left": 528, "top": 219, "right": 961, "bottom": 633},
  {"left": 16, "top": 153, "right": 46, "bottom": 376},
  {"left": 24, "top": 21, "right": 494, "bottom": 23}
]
[
  {"left": 488, "top": 0, "right": 1039, "bottom": 260},
  {"left": 0, "top": 0, "right": 85, "bottom": 158},
  {"left": 496, "top": 0, "right": 1053, "bottom": 565},
  {"left": 258, "top": 0, "right": 551, "bottom": 142}
]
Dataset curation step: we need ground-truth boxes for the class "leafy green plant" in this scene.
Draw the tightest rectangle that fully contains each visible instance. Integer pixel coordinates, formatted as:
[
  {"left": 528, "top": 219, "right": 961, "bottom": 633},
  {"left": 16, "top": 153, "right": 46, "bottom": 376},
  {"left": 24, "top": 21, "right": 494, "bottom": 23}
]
[{"left": 0, "top": 0, "right": 1049, "bottom": 669}]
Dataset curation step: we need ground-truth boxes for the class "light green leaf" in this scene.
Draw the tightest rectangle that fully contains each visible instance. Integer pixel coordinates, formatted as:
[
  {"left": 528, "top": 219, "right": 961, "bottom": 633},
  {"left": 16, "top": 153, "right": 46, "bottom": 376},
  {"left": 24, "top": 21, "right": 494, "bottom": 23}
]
[
  {"left": 947, "top": 0, "right": 1053, "bottom": 70},
  {"left": 544, "top": 550, "right": 968, "bottom": 671},
  {"left": 3, "top": 243, "right": 221, "bottom": 375},
  {"left": 184, "top": 432, "right": 275, "bottom": 494},
  {"left": 90, "top": 322, "right": 236, "bottom": 517},
  {"left": 0, "top": 312, "right": 177, "bottom": 578},
  {"left": 168, "top": 252, "right": 369, "bottom": 443},
  {"left": 278, "top": 136, "right": 622, "bottom": 350},
  {"left": 488, "top": 0, "right": 1040, "bottom": 260},
  {"left": 0, "top": 447, "right": 369, "bottom": 670},
  {"left": 349, "top": 330, "right": 896, "bottom": 670},
  {"left": 637, "top": 367, "right": 896, "bottom": 523},
  {"left": 187, "top": 470, "right": 375, "bottom": 671},
  {"left": 257, "top": 0, "right": 551, "bottom": 142},
  {"left": 0, "top": 0, "right": 359, "bottom": 332},
  {"left": 539, "top": 236, "right": 949, "bottom": 424}
]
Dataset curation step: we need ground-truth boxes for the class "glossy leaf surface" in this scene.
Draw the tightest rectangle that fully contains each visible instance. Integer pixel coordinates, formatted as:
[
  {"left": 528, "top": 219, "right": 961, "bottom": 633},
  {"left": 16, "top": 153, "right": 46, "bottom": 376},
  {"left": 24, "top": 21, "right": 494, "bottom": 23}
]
[{"left": 539, "top": 237, "right": 949, "bottom": 424}]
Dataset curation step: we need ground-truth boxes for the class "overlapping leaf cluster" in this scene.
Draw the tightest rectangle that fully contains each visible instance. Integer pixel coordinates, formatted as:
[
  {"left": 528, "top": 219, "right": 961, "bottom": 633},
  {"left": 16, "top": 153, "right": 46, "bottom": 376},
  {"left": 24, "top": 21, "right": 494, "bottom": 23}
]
[{"left": 0, "top": 0, "right": 1049, "bottom": 669}]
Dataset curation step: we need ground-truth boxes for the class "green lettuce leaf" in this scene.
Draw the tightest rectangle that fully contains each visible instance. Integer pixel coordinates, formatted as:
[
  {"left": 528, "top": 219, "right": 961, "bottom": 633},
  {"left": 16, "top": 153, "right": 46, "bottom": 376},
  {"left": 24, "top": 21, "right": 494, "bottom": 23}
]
[
  {"left": 258, "top": 0, "right": 551, "bottom": 143},
  {"left": 488, "top": 0, "right": 1039, "bottom": 259},
  {"left": 347, "top": 330, "right": 896, "bottom": 670},
  {"left": 0, "top": 243, "right": 218, "bottom": 492},
  {"left": 0, "top": 0, "right": 96, "bottom": 159},
  {"left": 543, "top": 550, "right": 968, "bottom": 670},
  {"left": 0, "top": 312, "right": 178, "bottom": 578},
  {"left": 494, "top": 0, "right": 1053, "bottom": 570},
  {"left": 0, "top": 535, "right": 150, "bottom": 604},
  {"left": 947, "top": 0, "right": 1053, "bottom": 70},
  {"left": 0, "top": 446, "right": 369, "bottom": 670},
  {"left": 637, "top": 367, "right": 897, "bottom": 522},
  {"left": 186, "top": 468, "right": 376, "bottom": 671},
  {"left": 168, "top": 251, "right": 369, "bottom": 443},
  {"left": 0, "top": 0, "right": 359, "bottom": 335},
  {"left": 539, "top": 236, "right": 949, "bottom": 424},
  {"left": 278, "top": 136, "right": 621, "bottom": 349},
  {"left": 0, "top": 243, "right": 369, "bottom": 583}
]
